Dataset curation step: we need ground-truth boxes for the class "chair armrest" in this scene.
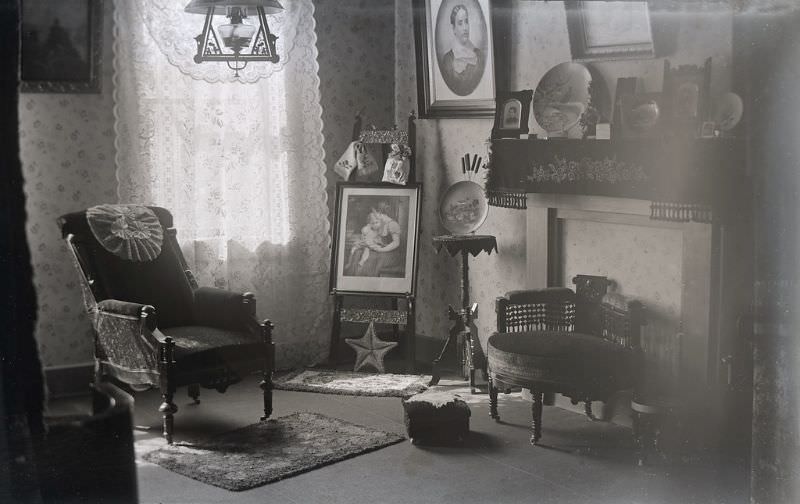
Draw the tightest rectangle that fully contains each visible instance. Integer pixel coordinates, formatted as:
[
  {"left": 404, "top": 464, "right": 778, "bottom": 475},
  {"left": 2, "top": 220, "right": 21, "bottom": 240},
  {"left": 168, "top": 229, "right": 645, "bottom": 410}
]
[
  {"left": 92, "top": 300, "right": 161, "bottom": 386},
  {"left": 192, "top": 287, "right": 254, "bottom": 331},
  {"left": 97, "top": 300, "right": 157, "bottom": 331},
  {"left": 498, "top": 288, "right": 575, "bottom": 306}
]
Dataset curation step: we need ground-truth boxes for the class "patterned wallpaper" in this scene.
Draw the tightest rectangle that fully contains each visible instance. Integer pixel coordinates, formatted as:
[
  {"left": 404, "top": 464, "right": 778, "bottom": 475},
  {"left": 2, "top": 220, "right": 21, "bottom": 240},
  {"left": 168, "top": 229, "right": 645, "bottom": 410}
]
[
  {"left": 393, "top": 0, "right": 527, "bottom": 349},
  {"left": 19, "top": 1, "right": 117, "bottom": 368},
  {"left": 19, "top": 0, "right": 397, "bottom": 368},
  {"left": 315, "top": 0, "right": 396, "bottom": 217},
  {"left": 20, "top": 0, "right": 734, "bottom": 370},
  {"left": 396, "top": 0, "right": 733, "bottom": 360},
  {"left": 394, "top": 0, "right": 417, "bottom": 127},
  {"left": 561, "top": 220, "right": 684, "bottom": 380}
]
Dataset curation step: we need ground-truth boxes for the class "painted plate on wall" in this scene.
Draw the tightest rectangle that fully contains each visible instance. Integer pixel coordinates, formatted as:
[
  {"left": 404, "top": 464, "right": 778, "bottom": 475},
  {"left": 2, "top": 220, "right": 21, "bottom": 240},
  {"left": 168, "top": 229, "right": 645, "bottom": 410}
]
[
  {"left": 439, "top": 181, "right": 488, "bottom": 235},
  {"left": 533, "top": 62, "right": 601, "bottom": 139}
]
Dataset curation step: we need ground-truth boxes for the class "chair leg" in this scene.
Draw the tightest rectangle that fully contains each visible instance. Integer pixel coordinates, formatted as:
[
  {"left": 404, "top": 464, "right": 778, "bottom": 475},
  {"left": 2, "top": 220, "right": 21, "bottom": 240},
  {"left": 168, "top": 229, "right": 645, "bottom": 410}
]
[
  {"left": 261, "top": 321, "right": 275, "bottom": 421},
  {"left": 159, "top": 391, "right": 177, "bottom": 444},
  {"left": 260, "top": 374, "right": 273, "bottom": 421},
  {"left": 93, "top": 360, "right": 103, "bottom": 385},
  {"left": 584, "top": 401, "right": 597, "bottom": 421},
  {"left": 488, "top": 374, "right": 499, "bottom": 420},
  {"left": 633, "top": 411, "right": 645, "bottom": 466},
  {"left": 469, "top": 368, "right": 477, "bottom": 394},
  {"left": 158, "top": 336, "right": 177, "bottom": 444},
  {"left": 530, "top": 390, "right": 543, "bottom": 445},
  {"left": 188, "top": 383, "right": 200, "bottom": 404}
]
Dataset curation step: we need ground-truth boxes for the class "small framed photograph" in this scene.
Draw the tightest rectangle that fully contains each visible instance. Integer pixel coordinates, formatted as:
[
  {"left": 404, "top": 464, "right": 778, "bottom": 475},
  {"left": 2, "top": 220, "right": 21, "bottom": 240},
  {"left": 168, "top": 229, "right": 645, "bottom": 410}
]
[
  {"left": 330, "top": 183, "right": 422, "bottom": 296},
  {"left": 491, "top": 90, "right": 532, "bottom": 139},
  {"left": 565, "top": 1, "right": 655, "bottom": 62},
  {"left": 663, "top": 58, "right": 712, "bottom": 134},
  {"left": 699, "top": 121, "right": 717, "bottom": 138},
  {"left": 20, "top": 0, "right": 103, "bottom": 94},
  {"left": 413, "top": 0, "right": 497, "bottom": 118}
]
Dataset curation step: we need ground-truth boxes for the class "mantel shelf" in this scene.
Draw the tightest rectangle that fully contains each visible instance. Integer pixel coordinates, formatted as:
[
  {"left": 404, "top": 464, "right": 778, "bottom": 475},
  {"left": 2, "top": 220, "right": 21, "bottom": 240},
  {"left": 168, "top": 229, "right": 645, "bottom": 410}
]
[{"left": 486, "top": 138, "right": 749, "bottom": 219}]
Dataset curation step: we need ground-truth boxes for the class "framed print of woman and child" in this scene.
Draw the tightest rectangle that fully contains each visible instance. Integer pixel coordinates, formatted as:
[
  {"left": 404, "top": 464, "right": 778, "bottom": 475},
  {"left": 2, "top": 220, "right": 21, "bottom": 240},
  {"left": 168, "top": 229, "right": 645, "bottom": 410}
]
[{"left": 331, "top": 183, "right": 422, "bottom": 296}]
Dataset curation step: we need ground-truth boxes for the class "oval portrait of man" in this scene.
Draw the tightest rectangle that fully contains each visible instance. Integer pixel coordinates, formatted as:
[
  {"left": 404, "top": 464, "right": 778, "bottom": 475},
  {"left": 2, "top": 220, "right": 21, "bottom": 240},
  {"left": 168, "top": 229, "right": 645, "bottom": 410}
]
[{"left": 434, "top": 0, "right": 488, "bottom": 97}]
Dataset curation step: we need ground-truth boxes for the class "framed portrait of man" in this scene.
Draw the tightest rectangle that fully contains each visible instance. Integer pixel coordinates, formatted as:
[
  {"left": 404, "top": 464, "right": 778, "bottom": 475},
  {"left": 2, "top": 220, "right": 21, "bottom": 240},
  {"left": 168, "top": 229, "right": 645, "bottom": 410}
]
[
  {"left": 330, "top": 183, "right": 423, "bottom": 296},
  {"left": 413, "top": 0, "right": 498, "bottom": 118}
]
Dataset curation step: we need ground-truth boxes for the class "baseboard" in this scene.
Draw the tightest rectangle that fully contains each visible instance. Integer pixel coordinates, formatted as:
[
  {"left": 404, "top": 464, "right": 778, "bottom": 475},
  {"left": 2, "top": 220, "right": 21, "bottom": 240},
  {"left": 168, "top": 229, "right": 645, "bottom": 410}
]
[{"left": 45, "top": 362, "right": 94, "bottom": 399}]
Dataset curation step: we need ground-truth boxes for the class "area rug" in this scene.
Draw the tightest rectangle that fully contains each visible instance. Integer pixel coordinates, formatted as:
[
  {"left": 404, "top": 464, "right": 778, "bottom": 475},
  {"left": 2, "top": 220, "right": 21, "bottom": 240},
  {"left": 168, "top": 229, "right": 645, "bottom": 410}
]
[
  {"left": 273, "top": 369, "right": 430, "bottom": 397},
  {"left": 141, "top": 412, "right": 404, "bottom": 491}
]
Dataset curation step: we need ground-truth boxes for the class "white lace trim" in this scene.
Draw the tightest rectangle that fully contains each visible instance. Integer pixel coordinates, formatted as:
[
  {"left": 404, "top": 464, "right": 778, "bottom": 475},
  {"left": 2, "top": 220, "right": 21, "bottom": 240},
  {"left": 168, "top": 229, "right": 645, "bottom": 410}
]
[
  {"left": 113, "top": 0, "right": 331, "bottom": 367},
  {"left": 132, "top": 0, "right": 300, "bottom": 83}
]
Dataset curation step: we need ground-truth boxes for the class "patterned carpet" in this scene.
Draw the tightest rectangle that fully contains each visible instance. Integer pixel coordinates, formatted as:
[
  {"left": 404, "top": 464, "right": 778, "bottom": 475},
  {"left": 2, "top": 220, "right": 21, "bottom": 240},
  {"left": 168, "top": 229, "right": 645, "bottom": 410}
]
[
  {"left": 273, "top": 369, "right": 431, "bottom": 397},
  {"left": 141, "top": 412, "right": 404, "bottom": 491}
]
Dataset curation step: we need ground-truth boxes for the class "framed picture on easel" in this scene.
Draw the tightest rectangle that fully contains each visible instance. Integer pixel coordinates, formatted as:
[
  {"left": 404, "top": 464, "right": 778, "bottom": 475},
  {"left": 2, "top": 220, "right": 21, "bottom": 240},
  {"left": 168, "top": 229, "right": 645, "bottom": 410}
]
[{"left": 330, "top": 183, "right": 423, "bottom": 296}]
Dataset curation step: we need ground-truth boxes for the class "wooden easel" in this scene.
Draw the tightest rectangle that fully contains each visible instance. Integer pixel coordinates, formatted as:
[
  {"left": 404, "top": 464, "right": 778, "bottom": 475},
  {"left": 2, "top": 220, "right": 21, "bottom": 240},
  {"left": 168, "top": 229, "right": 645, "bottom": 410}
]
[
  {"left": 327, "top": 111, "right": 418, "bottom": 373},
  {"left": 329, "top": 293, "right": 416, "bottom": 373}
]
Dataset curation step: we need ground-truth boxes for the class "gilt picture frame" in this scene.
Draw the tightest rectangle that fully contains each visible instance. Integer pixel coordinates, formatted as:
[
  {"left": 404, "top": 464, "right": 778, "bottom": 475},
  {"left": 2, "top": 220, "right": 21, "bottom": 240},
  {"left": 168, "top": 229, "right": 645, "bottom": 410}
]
[
  {"left": 330, "top": 183, "right": 422, "bottom": 296},
  {"left": 20, "top": 0, "right": 103, "bottom": 94},
  {"left": 413, "top": 0, "right": 499, "bottom": 118},
  {"left": 565, "top": 1, "right": 655, "bottom": 62}
]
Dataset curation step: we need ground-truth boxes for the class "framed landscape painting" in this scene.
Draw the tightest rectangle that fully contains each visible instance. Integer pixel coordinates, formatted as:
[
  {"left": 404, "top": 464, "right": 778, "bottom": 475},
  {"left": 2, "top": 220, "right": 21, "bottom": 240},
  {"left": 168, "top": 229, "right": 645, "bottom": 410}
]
[
  {"left": 330, "top": 183, "right": 422, "bottom": 296},
  {"left": 413, "top": 0, "right": 497, "bottom": 118},
  {"left": 20, "top": 0, "right": 103, "bottom": 93},
  {"left": 565, "top": 1, "right": 655, "bottom": 62}
]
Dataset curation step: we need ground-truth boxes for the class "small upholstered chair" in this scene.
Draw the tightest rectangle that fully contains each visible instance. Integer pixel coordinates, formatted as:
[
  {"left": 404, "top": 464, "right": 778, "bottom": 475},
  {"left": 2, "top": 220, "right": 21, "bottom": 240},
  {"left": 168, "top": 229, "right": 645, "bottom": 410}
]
[
  {"left": 487, "top": 275, "right": 645, "bottom": 445},
  {"left": 59, "top": 205, "right": 275, "bottom": 443}
]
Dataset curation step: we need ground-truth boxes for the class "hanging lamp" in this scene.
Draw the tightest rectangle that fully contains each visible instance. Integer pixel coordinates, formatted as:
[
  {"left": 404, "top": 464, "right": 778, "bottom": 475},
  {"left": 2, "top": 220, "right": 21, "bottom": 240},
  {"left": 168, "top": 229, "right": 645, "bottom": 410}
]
[{"left": 185, "top": 0, "right": 283, "bottom": 77}]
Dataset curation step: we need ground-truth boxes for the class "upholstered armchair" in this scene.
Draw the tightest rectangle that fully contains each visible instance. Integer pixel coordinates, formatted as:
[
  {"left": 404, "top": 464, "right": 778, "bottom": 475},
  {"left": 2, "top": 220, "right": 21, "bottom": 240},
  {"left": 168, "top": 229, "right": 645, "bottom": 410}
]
[
  {"left": 58, "top": 205, "right": 275, "bottom": 443},
  {"left": 488, "top": 275, "right": 645, "bottom": 445}
]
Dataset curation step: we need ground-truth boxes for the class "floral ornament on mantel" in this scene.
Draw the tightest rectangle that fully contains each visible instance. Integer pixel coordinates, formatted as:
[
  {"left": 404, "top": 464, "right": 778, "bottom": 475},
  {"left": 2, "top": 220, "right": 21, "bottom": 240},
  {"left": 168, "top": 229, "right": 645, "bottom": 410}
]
[
  {"left": 86, "top": 204, "right": 164, "bottom": 262},
  {"left": 133, "top": 0, "right": 302, "bottom": 83}
]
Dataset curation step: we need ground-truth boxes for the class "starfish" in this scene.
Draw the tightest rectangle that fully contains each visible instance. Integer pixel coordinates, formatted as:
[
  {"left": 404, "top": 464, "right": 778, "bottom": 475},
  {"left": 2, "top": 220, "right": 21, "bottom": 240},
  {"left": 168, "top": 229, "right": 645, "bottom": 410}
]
[{"left": 345, "top": 322, "right": 398, "bottom": 373}]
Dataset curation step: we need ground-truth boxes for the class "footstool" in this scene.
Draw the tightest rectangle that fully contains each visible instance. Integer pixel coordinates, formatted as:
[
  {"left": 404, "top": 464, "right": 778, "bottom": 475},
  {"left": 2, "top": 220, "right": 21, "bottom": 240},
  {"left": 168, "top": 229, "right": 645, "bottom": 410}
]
[{"left": 402, "top": 391, "right": 470, "bottom": 444}]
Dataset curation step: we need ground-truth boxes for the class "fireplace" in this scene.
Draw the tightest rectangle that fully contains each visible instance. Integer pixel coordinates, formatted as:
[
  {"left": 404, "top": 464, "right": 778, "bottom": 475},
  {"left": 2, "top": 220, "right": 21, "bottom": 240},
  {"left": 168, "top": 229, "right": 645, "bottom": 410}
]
[{"left": 526, "top": 193, "right": 752, "bottom": 412}]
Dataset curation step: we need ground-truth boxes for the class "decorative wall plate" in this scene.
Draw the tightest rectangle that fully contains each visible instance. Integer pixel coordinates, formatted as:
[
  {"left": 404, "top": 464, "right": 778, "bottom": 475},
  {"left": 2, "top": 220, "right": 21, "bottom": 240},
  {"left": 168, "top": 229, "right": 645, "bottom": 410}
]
[
  {"left": 439, "top": 181, "right": 489, "bottom": 235},
  {"left": 533, "top": 62, "right": 603, "bottom": 139},
  {"left": 714, "top": 92, "right": 743, "bottom": 131}
]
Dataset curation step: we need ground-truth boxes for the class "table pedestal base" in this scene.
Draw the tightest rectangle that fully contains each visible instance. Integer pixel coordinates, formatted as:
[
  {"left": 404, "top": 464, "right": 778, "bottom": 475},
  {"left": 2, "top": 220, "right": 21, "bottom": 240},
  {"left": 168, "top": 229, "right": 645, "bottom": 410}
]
[
  {"left": 429, "top": 305, "right": 484, "bottom": 393},
  {"left": 430, "top": 235, "right": 496, "bottom": 393}
]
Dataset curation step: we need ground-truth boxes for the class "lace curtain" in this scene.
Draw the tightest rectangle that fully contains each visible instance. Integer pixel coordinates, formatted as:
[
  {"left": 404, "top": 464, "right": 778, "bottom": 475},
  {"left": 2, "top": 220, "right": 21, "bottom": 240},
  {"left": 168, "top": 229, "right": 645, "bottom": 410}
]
[{"left": 113, "top": 0, "right": 330, "bottom": 367}]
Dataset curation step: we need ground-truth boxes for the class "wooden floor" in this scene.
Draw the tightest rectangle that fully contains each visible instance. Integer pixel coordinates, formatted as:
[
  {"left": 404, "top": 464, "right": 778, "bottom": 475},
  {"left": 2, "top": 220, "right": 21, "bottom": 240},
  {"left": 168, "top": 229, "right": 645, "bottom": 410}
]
[{"left": 48, "top": 370, "right": 749, "bottom": 504}]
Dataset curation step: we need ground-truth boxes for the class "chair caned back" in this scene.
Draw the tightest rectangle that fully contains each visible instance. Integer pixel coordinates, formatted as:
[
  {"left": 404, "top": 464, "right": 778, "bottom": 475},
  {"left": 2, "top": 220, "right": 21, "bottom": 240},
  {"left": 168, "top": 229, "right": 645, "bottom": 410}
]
[
  {"left": 495, "top": 276, "right": 645, "bottom": 350},
  {"left": 496, "top": 288, "right": 576, "bottom": 333}
]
